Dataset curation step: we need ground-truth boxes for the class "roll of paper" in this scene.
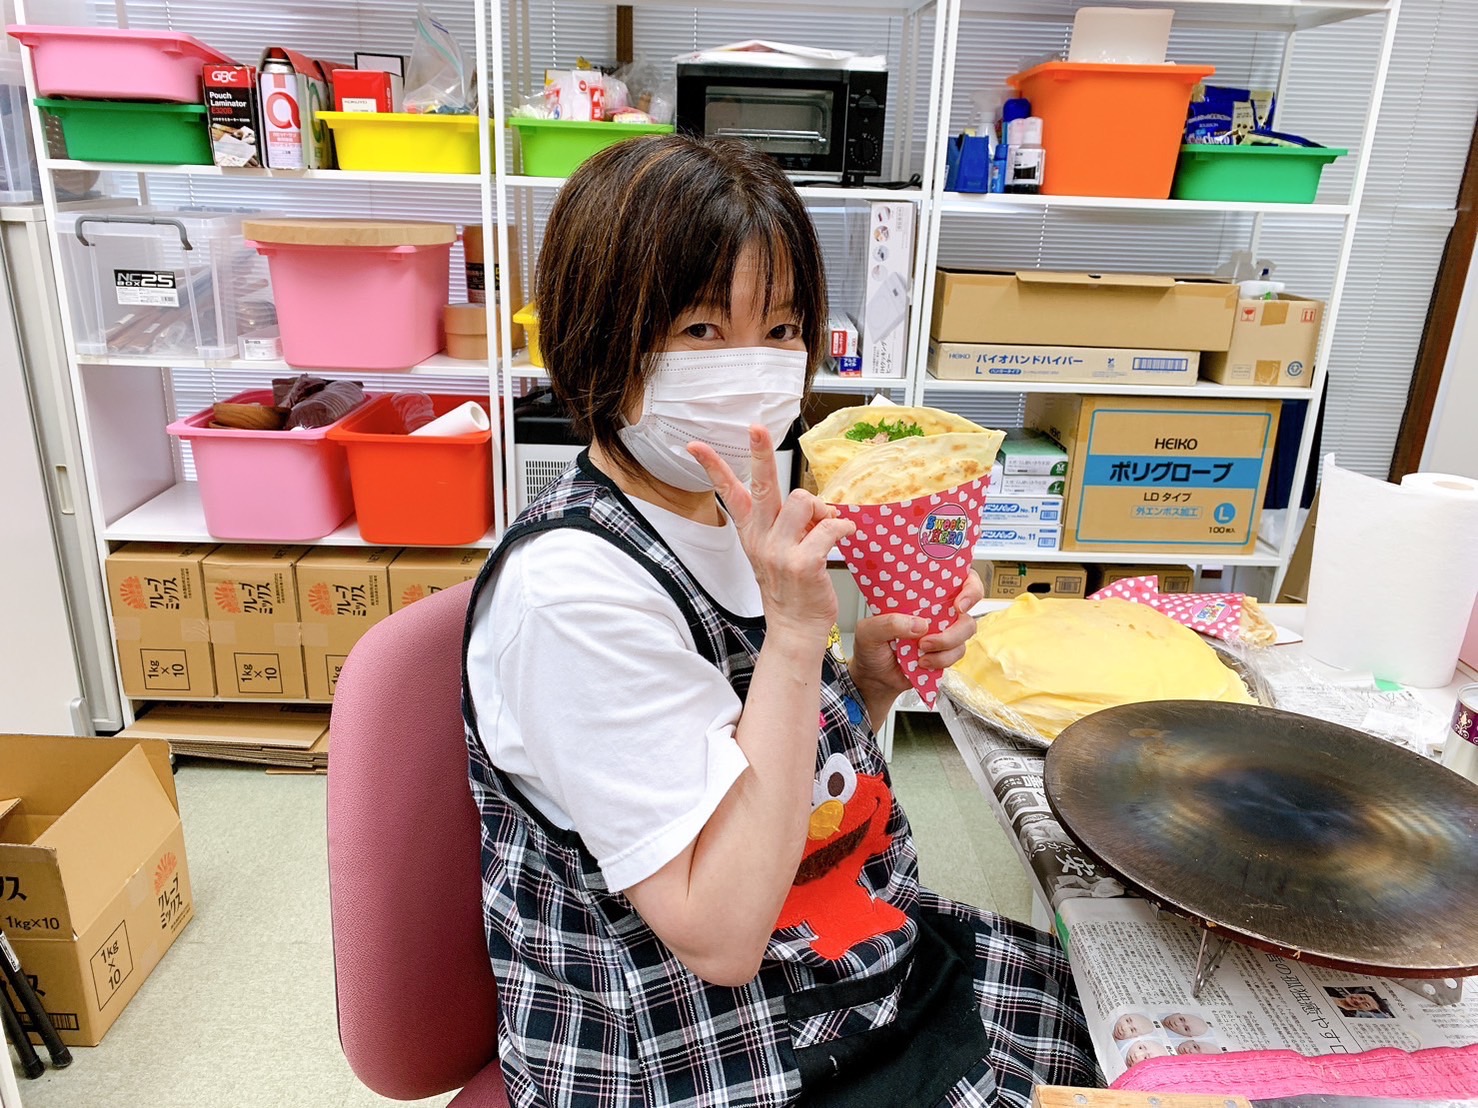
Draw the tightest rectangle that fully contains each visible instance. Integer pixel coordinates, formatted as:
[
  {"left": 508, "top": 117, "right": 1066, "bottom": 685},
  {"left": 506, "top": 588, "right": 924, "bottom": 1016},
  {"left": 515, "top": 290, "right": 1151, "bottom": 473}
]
[
  {"left": 1304, "top": 456, "right": 1478, "bottom": 687},
  {"left": 410, "top": 401, "right": 490, "bottom": 437}
]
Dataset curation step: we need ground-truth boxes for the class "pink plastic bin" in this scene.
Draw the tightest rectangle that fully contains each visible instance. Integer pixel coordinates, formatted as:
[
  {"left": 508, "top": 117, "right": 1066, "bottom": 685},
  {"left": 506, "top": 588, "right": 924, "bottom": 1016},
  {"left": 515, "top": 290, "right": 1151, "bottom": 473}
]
[
  {"left": 6, "top": 26, "right": 232, "bottom": 103},
  {"left": 167, "top": 389, "right": 373, "bottom": 541},
  {"left": 246, "top": 237, "right": 453, "bottom": 371}
]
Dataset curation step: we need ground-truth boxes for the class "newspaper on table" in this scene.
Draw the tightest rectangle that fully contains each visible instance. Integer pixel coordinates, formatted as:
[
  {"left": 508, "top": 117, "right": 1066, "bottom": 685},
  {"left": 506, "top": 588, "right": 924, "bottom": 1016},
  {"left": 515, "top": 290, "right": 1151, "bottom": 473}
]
[
  {"left": 938, "top": 696, "right": 1478, "bottom": 1085},
  {"left": 1064, "top": 898, "right": 1478, "bottom": 1083}
]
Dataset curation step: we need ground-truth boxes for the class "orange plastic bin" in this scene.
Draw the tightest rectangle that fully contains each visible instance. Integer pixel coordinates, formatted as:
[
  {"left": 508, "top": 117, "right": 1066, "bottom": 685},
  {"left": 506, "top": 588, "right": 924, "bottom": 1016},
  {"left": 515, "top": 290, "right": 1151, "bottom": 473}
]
[
  {"left": 328, "top": 394, "right": 495, "bottom": 545},
  {"left": 1008, "top": 62, "right": 1215, "bottom": 199}
]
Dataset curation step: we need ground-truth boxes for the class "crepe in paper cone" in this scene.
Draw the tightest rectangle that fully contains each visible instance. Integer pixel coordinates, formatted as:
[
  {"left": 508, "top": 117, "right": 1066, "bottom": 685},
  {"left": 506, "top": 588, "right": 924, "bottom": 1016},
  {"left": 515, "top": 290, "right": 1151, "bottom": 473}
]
[
  {"left": 1089, "top": 575, "right": 1276, "bottom": 645},
  {"left": 831, "top": 475, "right": 990, "bottom": 708},
  {"left": 801, "top": 405, "right": 990, "bottom": 491}
]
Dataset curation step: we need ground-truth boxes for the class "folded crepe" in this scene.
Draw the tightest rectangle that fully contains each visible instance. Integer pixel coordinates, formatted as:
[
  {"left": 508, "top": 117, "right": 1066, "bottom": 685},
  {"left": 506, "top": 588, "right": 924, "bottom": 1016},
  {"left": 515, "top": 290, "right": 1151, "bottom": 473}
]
[
  {"left": 802, "top": 406, "right": 995, "bottom": 493},
  {"left": 805, "top": 407, "right": 1005, "bottom": 505}
]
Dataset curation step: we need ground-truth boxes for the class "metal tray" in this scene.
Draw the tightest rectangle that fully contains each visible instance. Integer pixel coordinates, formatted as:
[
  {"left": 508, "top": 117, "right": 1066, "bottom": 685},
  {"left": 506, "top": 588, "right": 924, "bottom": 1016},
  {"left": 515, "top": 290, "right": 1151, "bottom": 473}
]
[{"left": 942, "top": 638, "right": 1275, "bottom": 751}]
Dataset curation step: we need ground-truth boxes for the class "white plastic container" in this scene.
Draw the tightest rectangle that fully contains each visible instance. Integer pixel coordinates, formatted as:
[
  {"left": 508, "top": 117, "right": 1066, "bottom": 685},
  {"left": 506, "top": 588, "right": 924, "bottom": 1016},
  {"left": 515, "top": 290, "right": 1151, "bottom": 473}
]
[
  {"left": 1067, "top": 7, "right": 1175, "bottom": 65},
  {"left": 57, "top": 209, "right": 275, "bottom": 360},
  {"left": 0, "top": 54, "right": 36, "bottom": 202}
]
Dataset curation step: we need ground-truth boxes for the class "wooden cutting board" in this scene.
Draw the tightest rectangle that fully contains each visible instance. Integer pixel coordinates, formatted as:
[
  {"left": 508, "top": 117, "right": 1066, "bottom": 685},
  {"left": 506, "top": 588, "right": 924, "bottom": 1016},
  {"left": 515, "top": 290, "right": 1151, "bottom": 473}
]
[{"left": 241, "top": 218, "right": 457, "bottom": 247}]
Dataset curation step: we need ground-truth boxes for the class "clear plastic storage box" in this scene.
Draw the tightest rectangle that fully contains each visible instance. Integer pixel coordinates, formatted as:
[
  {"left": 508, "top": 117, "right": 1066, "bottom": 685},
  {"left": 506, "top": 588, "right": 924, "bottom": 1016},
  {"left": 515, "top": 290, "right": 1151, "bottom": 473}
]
[
  {"left": 0, "top": 54, "right": 37, "bottom": 202},
  {"left": 56, "top": 209, "right": 275, "bottom": 360}
]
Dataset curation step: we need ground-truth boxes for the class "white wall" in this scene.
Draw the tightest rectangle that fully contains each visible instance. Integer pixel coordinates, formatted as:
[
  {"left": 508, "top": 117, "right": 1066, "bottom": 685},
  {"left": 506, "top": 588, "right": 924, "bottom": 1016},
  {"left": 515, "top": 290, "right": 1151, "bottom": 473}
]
[{"left": 1422, "top": 239, "right": 1478, "bottom": 479}]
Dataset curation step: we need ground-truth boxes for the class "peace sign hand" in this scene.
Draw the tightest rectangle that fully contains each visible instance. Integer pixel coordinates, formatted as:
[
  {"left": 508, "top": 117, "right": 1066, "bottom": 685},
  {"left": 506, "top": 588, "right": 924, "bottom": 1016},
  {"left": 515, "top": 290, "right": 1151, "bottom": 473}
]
[{"left": 689, "top": 426, "right": 855, "bottom": 646}]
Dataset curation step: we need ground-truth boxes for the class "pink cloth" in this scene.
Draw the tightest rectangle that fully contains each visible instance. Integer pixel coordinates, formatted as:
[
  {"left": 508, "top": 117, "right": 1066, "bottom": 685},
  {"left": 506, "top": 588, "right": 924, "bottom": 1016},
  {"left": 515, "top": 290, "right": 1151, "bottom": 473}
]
[{"left": 1113, "top": 1043, "right": 1478, "bottom": 1098}]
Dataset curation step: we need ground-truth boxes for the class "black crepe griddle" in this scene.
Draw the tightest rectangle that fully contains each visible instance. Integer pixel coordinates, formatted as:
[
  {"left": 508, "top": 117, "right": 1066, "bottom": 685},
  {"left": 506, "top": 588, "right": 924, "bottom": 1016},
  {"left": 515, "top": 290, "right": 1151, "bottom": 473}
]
[{"left": 1043, "top": 700, "right": 1478, "bottom": 977}]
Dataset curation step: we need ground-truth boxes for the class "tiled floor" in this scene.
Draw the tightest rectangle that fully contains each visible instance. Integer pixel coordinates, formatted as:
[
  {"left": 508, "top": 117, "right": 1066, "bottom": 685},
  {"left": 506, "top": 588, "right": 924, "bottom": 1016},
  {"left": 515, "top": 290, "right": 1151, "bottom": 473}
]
[{"left": 11, "top": 713, "right": 1031, "bottom": 1108}]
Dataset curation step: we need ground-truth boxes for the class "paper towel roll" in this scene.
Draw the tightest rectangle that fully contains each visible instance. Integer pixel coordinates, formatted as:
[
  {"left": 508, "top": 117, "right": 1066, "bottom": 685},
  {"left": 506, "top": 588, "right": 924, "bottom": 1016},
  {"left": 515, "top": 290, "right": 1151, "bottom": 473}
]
[
  {"left": 409, "top": 401, "right": 490, "bottom": 437},
  {"left": 1304, "top": 457, "right": 1478, "bottom": 687}
]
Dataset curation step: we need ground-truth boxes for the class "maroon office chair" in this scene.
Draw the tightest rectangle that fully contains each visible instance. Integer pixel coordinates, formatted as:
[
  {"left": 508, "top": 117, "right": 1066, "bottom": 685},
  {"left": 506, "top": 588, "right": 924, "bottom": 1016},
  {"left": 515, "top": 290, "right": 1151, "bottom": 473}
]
[{"left": 327, "top": 579, "right": 508, "bottom": 1105}]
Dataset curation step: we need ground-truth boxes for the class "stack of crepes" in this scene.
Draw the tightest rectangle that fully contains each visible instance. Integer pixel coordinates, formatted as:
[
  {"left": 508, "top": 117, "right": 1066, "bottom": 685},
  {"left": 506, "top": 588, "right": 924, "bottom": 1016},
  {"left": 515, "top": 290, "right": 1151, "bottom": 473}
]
[
  {"left": 801, "top": 406, "right": 1006, "bottom": 707},
  {"left": 940, "top": 594, "right": 1257, "bottom": 743}
]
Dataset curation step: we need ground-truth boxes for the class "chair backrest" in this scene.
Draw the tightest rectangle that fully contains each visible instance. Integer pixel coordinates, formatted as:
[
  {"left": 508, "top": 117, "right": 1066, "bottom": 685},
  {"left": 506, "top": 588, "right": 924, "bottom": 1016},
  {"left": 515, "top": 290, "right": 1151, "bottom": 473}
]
[{"left": 327, "top": 578, "right": 499, "bottom": 1100}]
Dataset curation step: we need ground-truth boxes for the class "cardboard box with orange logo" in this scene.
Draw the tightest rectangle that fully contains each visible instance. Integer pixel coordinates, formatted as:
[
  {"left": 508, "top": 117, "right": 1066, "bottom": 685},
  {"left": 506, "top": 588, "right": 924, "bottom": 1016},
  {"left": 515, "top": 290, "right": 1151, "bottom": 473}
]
[
  {"left": 203, "top": 546, "right": 309, "bottom": 699},
  {"left": 294, "top": 547, "right": 397, "bottom": 701},
  {"left": 105, "top": 543, "right": 217, "bottom": 698},
  {"left": 0, "top": 734, "right": 193, "bottom": 1046},
  {"left": 1201, "top": 294, "right": 1323, "bottom": 388},
  {"left": 388, "top": 547, "right": 484, "bottom": 612}
]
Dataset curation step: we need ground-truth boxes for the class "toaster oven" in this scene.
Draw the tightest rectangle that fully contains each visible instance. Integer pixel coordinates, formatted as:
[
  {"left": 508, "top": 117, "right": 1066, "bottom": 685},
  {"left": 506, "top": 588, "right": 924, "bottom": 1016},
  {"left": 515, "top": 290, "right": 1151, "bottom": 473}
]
[{"left": 675, "top": 60, "right": 888, "bottom": 186}]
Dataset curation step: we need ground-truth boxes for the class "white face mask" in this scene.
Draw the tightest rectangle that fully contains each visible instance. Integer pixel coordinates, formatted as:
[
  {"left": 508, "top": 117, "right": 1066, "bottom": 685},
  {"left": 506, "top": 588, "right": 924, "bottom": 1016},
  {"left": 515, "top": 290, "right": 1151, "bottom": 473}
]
[{"left": 618, "top": 346, "right": 808, "bottom": 492}]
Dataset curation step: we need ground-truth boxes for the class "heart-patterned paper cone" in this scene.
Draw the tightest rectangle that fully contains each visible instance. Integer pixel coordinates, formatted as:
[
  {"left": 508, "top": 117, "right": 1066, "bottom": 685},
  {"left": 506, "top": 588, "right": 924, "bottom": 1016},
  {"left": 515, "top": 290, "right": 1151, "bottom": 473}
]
[
  {"left": 832, "top": 475, "right": 990, "bottom": 707},
  {"left": 1089, "top": 575, "right": 1247, "bottom": 641}
]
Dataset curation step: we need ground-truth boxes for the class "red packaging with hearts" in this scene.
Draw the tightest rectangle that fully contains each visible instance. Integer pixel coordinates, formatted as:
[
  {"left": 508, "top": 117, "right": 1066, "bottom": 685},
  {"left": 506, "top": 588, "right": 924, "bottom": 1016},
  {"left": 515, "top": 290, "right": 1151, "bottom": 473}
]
[
  {"left": 833, "top": 475, "right": 990, "bottom": 707},
  {"left": 1090, "top": 575, "right": 1245, "bottom": 640}
]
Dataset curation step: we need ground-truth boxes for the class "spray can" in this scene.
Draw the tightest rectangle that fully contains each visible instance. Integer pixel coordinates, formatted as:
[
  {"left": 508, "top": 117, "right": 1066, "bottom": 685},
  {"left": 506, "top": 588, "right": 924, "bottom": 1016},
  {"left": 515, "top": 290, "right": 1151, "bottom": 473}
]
[
  {"left": 1442, "top": 683, "right": 1478, "bottom": 785},
  {"left": 260, "top": 55, "right": 305, "bottom": 169}
]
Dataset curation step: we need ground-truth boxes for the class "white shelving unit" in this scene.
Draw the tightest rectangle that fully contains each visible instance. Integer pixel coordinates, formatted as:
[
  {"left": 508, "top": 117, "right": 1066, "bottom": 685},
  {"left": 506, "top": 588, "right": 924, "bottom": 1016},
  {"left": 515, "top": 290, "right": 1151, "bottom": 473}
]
[
  {"left": 486, "top": 0, "right": 949, "bottom": 515},
  {"left": 911, "top": 0, "right": 1400, "bottom": 598},
  {"left": 14, "top": 0, "right": 505, "bottom": 723},
  {"left": 7, "top": 0, "right": 1404, "bottom": 723}
]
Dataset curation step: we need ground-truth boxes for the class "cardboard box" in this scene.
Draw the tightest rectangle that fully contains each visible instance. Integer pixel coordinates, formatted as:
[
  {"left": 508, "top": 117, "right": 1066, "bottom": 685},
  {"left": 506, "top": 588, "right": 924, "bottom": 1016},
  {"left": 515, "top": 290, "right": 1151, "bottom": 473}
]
[
  {"left": 0, "top": 735, "right": 192, "bottom": 1046},
  {"left": 976, "top": 524, "right": 1061, "bottom": 552},
  {"left": 1093, "top": 564, "right": 1196, "bottom": 594},
  {"left": 105, "top": 544, "right": 216, "bottom": 698},
  {"left": 929, "top": 340, "right": 1199, "bottom": 385},
  {"left": 997, "top": 429, "right": 1069, "bottom": 476},
  {"left": 856, "top": 201, "right": 915, "bottom": 378},
  {"left": 989, "top": 468, "right": 1066, "bottom": 497},
  {"left": 202, "top": 63, "right": 262, "bottom": 167},
  {"left": 981, "top": 496, "right": 1062, "bottom": 527},
  {"left": 202, "top": 545, "right": 307, "bottom": 699},
  {"left": 334, "top": 68, "right": 403, "bottom": 113},
  {"left": 1029, "top": 394, "right": 1282, "bottom": 555},
  {"left": 389, "top": 548, "right": 485, "bottom": 612},
  {"left": 981, "top": 561, "right": 1088, "bottom": 600},
  {"left": 931, "top": 270, "right": 1238, "bottom": 351},
  {"left": 295, "top": 547, "right": 396, "bottom": 701},
  {"left": 1201, "top": 294, "right": 1323, "bottom": 388},
  {"left": 259, "top": 47, "right": 335, "bottom": 169},
  {"left": 122, "top": 702, "right": 329, "bottom": 752},
  {"left": 1276, "top": 488, "right": 1318, "bottom": 605}
]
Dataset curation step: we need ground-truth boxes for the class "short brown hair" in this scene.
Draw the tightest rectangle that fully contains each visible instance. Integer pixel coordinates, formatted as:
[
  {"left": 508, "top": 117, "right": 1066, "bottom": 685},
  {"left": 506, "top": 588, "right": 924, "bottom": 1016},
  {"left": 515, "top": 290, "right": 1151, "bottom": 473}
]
[{"left": 536, "top": 134, "right": 827, "bottom": 475}]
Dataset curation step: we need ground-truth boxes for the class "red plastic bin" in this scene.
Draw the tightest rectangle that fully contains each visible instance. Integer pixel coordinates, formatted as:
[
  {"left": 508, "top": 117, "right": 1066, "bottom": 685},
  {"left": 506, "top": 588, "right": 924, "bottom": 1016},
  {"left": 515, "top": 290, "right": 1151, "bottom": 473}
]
[
  {"left": 1008, "top": 62, "right": 1215, "bottom": 199},
  {"left": 328, "top": 394, "right": 495, "bottom": 545},
  {"left": 167, "top": 389, "right": 371, "bottom": 541}
]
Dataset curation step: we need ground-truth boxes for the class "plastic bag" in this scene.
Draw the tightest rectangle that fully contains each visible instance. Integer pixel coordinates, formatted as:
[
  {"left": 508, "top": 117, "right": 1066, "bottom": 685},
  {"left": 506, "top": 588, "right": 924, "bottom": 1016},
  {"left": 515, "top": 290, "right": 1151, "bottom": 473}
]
[
  {"left": 616, "top": 58, "right": 675, "bottom": 124},
  {"left": 404, "top": 4, "right": 475, "bottom": 114}
]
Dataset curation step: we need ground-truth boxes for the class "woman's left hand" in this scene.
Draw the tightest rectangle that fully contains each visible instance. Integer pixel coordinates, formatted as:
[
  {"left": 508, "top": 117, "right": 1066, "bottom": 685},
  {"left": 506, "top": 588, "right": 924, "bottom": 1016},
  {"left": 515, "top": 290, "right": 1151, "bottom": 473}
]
[{"left": 848, "top": 569, "right": 984, "bottom": 721}]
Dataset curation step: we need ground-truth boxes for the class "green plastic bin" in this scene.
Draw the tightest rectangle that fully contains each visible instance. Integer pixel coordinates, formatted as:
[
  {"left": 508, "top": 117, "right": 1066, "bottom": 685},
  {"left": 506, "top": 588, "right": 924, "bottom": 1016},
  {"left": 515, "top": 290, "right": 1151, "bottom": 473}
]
[
  {"left": 35, "top": 99, "right": 210, "bottom": 165},
  {"left": 509, "top": 117, "right": 674, "bottom": 177},
  {"left": 1171, "top": 143, "right": 1347, "bottom": 204}
]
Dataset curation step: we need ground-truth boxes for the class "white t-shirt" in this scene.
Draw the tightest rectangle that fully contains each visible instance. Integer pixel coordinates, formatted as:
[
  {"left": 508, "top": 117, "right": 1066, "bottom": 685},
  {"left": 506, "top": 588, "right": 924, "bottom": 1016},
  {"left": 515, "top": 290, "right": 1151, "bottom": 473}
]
[{"left": 466, "top": 498, "right": 762, "bottom": 893}]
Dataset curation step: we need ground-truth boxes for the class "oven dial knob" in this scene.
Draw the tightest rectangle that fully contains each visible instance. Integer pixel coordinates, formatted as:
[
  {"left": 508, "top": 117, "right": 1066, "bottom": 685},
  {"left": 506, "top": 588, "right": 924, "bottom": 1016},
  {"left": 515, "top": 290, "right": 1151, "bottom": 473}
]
[{"left": 853, "top": 137, "right": 878, "bottom": 165}]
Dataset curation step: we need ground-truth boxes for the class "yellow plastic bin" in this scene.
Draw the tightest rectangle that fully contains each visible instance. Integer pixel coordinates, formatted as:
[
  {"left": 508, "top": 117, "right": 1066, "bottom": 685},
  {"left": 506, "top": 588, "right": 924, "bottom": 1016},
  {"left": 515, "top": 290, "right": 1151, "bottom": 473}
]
[
  {"left": 316, "top": 112, "right": 489, "bottom": 174},
  {"left": 514, "top": 303, "right": 541, "bottom": 367}
]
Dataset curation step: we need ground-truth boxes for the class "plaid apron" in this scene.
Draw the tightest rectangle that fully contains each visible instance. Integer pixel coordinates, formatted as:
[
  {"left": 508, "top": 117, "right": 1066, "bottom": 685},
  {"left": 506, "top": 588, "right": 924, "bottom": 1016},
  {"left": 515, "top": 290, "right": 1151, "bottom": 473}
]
[{"left": 462, "top": 451, "right": 1098, "bottom": 1108}]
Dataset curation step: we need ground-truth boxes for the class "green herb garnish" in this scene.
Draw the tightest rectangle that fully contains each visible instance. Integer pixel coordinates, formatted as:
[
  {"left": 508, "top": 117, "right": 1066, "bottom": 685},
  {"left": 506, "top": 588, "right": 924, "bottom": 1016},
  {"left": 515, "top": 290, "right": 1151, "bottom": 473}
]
[{"left": 844, "top": 419, "right": 925, "bottom": 443}]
